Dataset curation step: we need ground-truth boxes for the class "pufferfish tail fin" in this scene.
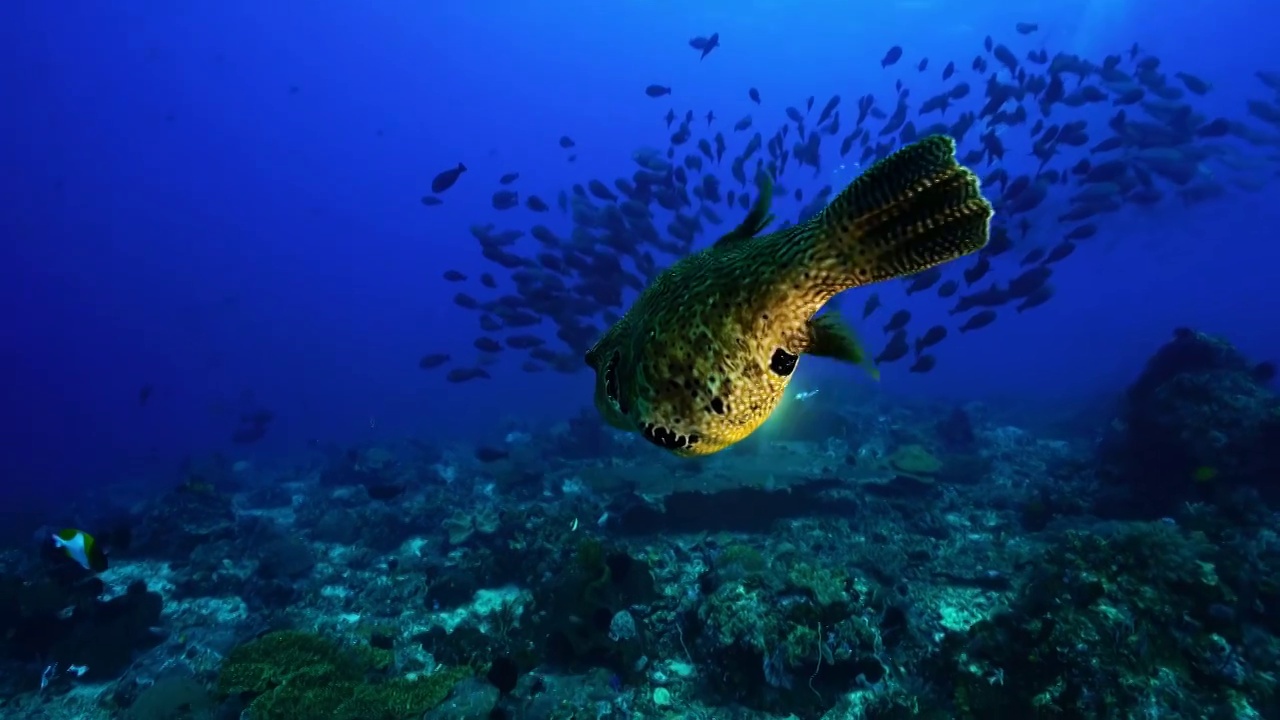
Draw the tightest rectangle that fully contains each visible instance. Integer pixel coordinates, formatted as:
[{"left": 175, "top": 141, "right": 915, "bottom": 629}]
[{"left": 808, "top": 134, "right": 994, "bottom": 288}]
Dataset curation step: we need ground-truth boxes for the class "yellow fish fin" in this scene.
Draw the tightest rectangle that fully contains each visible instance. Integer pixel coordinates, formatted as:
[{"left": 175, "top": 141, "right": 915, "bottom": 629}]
[{"left": 804, "top": 312, "right": 880, "bottom": 380}]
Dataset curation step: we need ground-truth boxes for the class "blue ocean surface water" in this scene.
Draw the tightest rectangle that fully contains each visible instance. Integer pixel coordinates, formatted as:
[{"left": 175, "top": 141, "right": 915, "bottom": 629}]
[{"left": 1, "top": 1, "right": 1279, "bottom": 718}]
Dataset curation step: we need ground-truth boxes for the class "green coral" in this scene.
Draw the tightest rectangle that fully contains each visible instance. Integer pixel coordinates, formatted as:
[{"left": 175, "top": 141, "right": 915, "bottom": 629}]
[
  {"left": 217, "top": 631, "right": 468, "bottom": 720},
  {"left": 781, "top": 621, "right": 821, "bottom": 667},
  {"left": 700, "top": 583, "right": 772, "bottom": 652},
  {"left": 218, "top": 631, "right": 353, "bottom": 695},
  {"left": 718, "top": 544, "right": 767, "bottom": 577},
  {"left": 441, "top": 506, "right": 501, "bottom": 546},
  {"left": 888, "top": 444, "right": 942, "bottom": 477},
  {"left": 785, "top": 563, "right": 849, "bottom": 609}
]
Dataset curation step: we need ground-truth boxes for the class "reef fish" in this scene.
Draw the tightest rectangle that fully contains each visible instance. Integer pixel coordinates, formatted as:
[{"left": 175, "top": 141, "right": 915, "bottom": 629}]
[
  {"left": 52, "top": 528, "right": 108, "bottom": 572},
  {"left": 585, "top": 135, "right": 993, "bottom": 456}
]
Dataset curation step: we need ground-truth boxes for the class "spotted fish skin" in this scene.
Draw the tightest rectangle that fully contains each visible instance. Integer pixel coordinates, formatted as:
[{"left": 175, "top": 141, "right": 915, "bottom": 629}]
[{"left": 586, "top": 135, "right": 993, "bottom": 456}]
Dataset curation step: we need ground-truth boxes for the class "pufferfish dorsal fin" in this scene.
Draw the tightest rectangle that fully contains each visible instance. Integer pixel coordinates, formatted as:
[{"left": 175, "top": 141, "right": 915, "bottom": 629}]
[{"left": 713, "top": 170, "right": 775, "bottom": 247}]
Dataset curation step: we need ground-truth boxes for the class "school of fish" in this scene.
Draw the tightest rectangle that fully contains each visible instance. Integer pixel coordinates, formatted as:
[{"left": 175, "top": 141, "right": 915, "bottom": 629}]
[{"left": 417, "top": 25, "right": 1280, "bottom": 387}]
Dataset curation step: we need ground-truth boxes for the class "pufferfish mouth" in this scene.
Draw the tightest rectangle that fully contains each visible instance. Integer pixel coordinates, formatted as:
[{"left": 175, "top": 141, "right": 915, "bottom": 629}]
[
  {"left": 590, "top": 349, "right": 633, "bottom": 432},
  {"left": 638, "top": 421, "right": 703, "bottom": 453},
  {"left": 601, "top": 350, "right": 630, "bottom": 416}
]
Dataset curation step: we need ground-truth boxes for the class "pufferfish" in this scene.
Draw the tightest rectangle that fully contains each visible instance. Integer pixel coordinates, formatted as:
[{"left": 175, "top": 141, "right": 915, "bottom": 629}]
[{"left": 585, "top": 135, "right": 993, "bottom": 456}]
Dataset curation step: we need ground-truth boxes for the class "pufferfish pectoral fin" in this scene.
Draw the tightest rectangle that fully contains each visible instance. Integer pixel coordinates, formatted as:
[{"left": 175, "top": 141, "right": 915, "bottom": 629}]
[{"left": 804, "top": 311, "right": 880, "bottom": 381}]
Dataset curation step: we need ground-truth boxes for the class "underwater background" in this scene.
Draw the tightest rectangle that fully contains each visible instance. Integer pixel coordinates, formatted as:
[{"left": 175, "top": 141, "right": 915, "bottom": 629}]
[{"left": 3, "top": 0, "right": 1280, "bottom": 718}]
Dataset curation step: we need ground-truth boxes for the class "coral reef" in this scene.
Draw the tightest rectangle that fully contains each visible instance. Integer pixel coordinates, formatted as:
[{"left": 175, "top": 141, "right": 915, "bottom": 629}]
[
  {"left": 1099, "top": 328, "right": 1280, "bottom": 515},
  {"left": 217, "top": 630, "right": 469, "bottom": 720},
  {"left": 2, "top": 328, "right": 1277, "bottom": 720}
]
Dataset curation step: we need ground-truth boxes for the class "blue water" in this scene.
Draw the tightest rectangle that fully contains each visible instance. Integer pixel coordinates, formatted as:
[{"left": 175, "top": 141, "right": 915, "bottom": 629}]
[{"left": 2, "top": 0, "right": 1277, "bottom": 519}]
